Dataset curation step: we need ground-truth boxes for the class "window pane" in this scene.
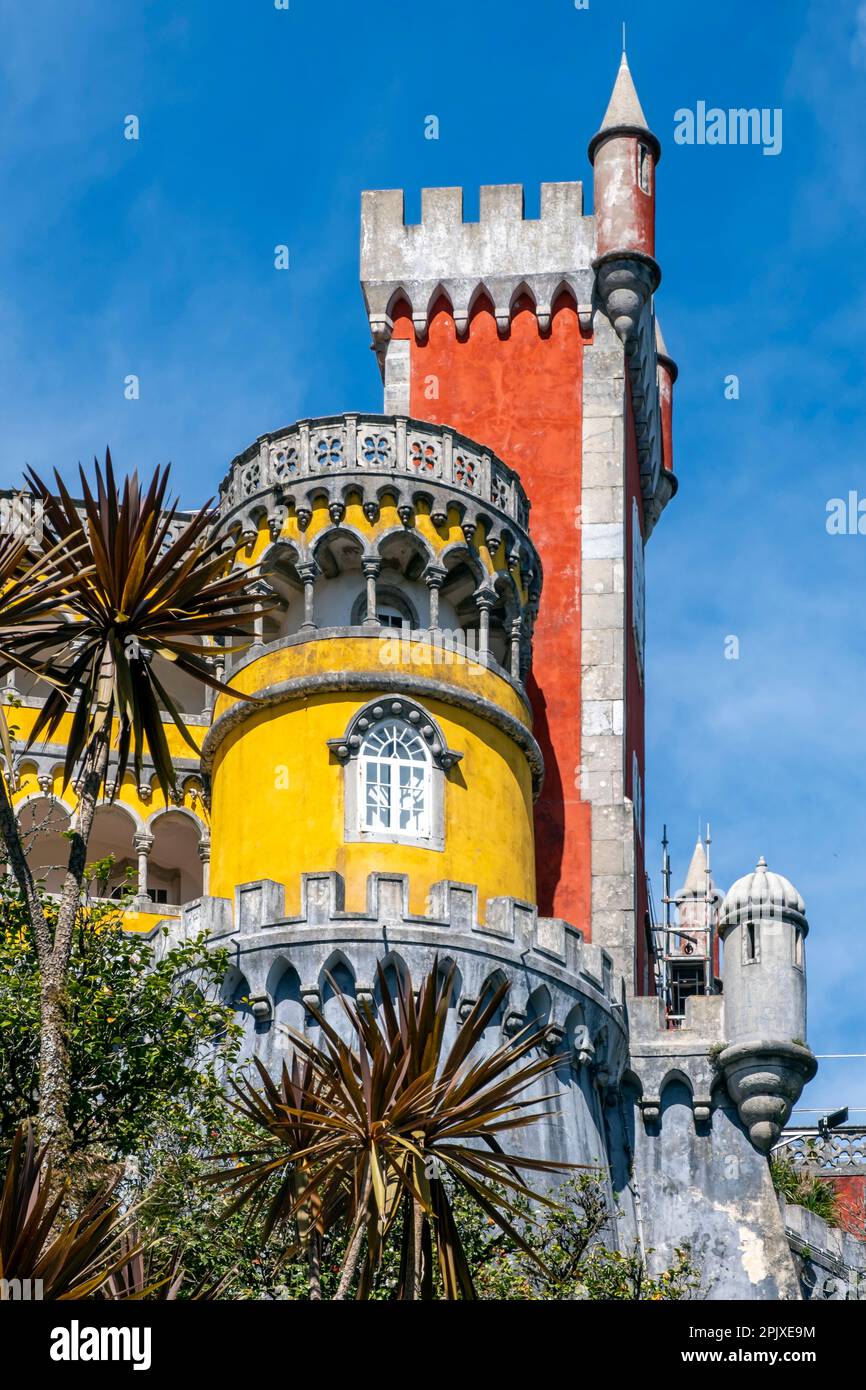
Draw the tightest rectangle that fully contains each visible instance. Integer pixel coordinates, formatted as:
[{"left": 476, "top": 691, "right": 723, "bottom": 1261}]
[
  {"left": 398, "top": 764, "right": 425, "bottom": 832},
  {"left": 358, "top": 719, "right": 430, "bottom": 838},
  {"left": 364, "top": 761, "right": 391, "bottom": 829}
]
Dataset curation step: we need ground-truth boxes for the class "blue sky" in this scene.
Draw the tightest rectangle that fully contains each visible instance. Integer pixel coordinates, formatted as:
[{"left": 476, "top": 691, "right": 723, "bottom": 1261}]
[{"left": 1, "top": 0, "right": 864, "bottom": 1117}]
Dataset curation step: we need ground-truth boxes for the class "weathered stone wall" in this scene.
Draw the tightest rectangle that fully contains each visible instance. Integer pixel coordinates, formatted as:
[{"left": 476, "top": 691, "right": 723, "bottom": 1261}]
[
  {"left": 784, "top": 1199, "right": 866, "bottom": 1300},
  {"left": 626, "top": 996, "right": 803, "bottom": 1299}
]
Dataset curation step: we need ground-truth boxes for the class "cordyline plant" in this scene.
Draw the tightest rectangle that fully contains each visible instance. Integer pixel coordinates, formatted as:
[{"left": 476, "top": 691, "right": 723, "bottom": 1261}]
[
  {"left": 213, "top": 960, "right": 581, "bottom": 1300},
  {"left": 0, "top": 1120, "right": 137, "bottom": 1299},
  {"left": 0, "top": 452, "right": 266, "bottom": 1165}
]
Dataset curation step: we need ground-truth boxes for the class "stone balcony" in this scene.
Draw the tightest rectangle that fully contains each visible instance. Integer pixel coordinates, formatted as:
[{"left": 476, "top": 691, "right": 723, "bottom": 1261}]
[{"left": 218, "top": 413, "right": 531, "bottom": 537}]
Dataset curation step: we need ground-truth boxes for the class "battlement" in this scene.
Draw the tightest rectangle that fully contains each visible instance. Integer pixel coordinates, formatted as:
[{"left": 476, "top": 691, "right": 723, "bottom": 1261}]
[
  {"left": 150, "top": 870, "right": 623, "bottom": 1019},
  {"left": 361, "top": 183, "right": 596, "bottom": 343}
]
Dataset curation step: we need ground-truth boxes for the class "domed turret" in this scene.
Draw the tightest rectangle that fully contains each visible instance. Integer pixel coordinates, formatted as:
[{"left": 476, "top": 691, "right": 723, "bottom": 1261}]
[
  {"left": 716, "top": 857, "right": 816, "bottom": 1152},
  {"left": 720, "top": 857, "right": 806, "bottom": 930}
]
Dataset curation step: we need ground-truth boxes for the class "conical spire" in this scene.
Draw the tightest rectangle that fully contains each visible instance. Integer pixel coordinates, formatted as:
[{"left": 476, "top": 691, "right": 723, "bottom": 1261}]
[
  {"left": 675, "top": 838, "right": 709, "bottom": 902},
  {"left": 655, "top": 318, "right": 678, "bottom": 378},
  {"left": 602, "top": 52, "right": 650, "bottom": 131},
  {"left": 589, "top": 52, "right": 660, "bottom": 164}
]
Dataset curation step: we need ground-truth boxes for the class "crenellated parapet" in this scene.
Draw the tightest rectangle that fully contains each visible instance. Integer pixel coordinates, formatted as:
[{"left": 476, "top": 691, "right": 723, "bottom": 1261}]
[
  {"left": 149, "top": 870, "right": 628, "bottom": 1087},
  {"left": 360, "top": 184, "right": 595, "bottom": 351}
]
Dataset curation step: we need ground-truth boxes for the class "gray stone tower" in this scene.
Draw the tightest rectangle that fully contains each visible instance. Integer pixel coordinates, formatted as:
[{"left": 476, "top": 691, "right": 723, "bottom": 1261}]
[{"left": 717, "top": 858, "right": 817, "bottom": 1152}]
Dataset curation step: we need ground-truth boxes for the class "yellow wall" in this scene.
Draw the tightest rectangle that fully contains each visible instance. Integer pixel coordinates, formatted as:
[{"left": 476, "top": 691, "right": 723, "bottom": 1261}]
[
  {"left": 209, "top": 637, "right": 537, "bottom": 919},
  {"left": 8, "top": 705, "right": 208, "bottom": 933}
]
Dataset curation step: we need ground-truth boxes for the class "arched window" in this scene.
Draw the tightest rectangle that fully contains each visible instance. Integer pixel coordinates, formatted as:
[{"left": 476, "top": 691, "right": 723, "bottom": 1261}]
[
  {"left": 350, "top": 586, "right": 418, "bottom": 631},
  {"left": 329, "top": 696, "right": 459, "bottom": 851},
  {"left": 358, "top": 719, "right": 431, "bottom": 838}
]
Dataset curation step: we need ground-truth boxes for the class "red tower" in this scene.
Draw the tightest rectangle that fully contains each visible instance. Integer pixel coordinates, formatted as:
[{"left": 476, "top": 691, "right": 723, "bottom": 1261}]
[{"left": 360, "top": 55, "right": 677, "bottom": 992}]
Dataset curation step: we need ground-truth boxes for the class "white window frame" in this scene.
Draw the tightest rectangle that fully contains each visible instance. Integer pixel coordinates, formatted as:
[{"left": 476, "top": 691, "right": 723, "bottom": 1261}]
[
  {"left": 358, "top": 719, "right": 432, "bottom": 840},
  {"left": 329, "top": 696, "right": 459, "bottom": 852}
]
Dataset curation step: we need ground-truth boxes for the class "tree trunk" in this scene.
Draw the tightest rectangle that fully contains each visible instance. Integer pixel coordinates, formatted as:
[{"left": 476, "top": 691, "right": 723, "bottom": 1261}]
[
  {"left": 402, "top": 1194, "right": 424, "bottom": 1300},
  {"left": 333, "top": 1171, "right": 372, "bottom": 1300},
  {"left": 308, "top": 1228, "right": 322, "bottom": 1301},
  {"left": 36, "top": 731, "right": 110, "bottom": 1163},
  {"left": 38, "top": 963, "right": 72, "bottom": 1163},
  {"left": 412, "top": 1198, "right": 425, "bottom": 1299}
]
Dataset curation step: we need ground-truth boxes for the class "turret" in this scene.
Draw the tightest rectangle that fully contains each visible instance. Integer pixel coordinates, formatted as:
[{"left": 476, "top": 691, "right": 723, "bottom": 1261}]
[
  {"left": 655, "top": 320, "right": 677, "bottom": 477},
  {"left": 589, "top": 53, "right": 661, "bottom": 349},
  {"left": 205, "top": 412, "right": 544, "bottom": 922},
  {"left": 716, "top": 858, "right": 817, "bottom": 1151}
]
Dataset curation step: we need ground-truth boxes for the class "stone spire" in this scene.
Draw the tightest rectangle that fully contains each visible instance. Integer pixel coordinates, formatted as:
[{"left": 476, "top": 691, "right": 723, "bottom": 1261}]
[
  {"left": 675, "top": 837, "right": 722, "bottom": 936},
  {"left": 655, "top": 319, "right": 676, "bottom": 373},
  {"left": 675, "top": 837, "right": 710, "bottom": 903},
  {"left": 589, "top": 53, "right": 660, "bottom": 164}
]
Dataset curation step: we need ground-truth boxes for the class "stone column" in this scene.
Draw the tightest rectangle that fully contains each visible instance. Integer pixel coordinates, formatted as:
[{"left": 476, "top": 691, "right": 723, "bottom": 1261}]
[
  {"left": 423, "top": 563, "right": 447, "bottom": 631},
  {"left": 297, "top": 561, "right": 319, "bottom": 631},
  {"left": 204, "top": 656, "right": 216, "bottom": 716},
  {"left": 361, "top": 557, "right": 381, "bottom": 627},
  {"left": 197, "top": 833, "right": 211, "bottom": 897},
  {"left": 251, "top": 594, "right": 266, "bottom": 654},
  {"left": 133, "top": 832, "right": 154, "bottom": 901},
  {"left": 510, "top": 616, "right": 523, "bottom": 681},
  {"left": 475, "top": 592, "right": 494, "bottom": 660}
]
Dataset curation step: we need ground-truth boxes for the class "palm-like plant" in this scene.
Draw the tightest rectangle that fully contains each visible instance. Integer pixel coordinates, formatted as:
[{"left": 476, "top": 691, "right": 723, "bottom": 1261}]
[
  {"left": 102, "top": 1233, "right": 234, "bottom": 1301},
  {"left": 0, "top": 1121, "right": 135, "bottom": 1300},
  {"left": 220, "top": 1053, "right": 348, "bottom": 1300},
  {"left": 216, "top": 961, "right": 579, "bottom": 1299},
  {"left": 0, "top": 453, "right": 266, "bottom": 1161}
]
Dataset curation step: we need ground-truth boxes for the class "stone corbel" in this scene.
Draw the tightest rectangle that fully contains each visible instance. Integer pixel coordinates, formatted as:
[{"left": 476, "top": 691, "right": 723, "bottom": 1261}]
[
  {"left": 593, "top": 251, "right": 660, "bottom": 351},
  {"left": 250, "top": 995, "right": 272, "bottom": 1023},
  {"left": 693, "top": 1096, "right": 712, "bottom": 1125},
  {"left": 543, "top": 1024, "right": 567, "bottom": 1055},
  {"left": 300, "top": 985, "right": 322, "bottom": 1017},
  {"left": 638, "top": 1095, "right": 661, "bottom": 1126},
  {"left": 457, "top": 997, "right": 477, "bottom": 1025},
  {"left": 356, "top": 982, "right": 375, "bottom": 1011},
  {"left": 503, "top": 1010, "right": 526, "bottom": 1038},
  {"left": 718, "top": 1040, "right": 817, "bottom": 1153}
]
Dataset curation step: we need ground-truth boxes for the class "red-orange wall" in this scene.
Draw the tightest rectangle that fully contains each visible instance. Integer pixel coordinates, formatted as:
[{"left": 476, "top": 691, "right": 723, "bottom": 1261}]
[
  {"left": 826, "top": 1174, "right": 866, "bottom": 1238},
  {"left": 393, "top": 294, "right": 592, "bottom": 931}
]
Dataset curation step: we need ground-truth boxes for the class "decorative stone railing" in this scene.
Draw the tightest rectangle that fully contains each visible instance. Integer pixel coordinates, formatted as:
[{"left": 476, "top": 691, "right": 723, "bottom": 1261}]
[
  {"left": 219, "top": 414, "right": 530, "bottom": 530},
  {"left": 779, "top": 1128, "right": 866, "bottom": 1176}
]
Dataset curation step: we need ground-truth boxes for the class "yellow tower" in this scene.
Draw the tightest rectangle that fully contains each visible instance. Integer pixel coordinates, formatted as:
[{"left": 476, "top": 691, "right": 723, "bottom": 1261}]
[{"left": 205, "top": 413, "right": 543, "bottom": 921}]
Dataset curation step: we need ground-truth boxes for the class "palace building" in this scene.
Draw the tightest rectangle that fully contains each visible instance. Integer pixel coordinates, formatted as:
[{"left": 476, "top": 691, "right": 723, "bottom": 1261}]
[{"left": 11, "top": 54, "right": 856, "bottom": 1299}]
